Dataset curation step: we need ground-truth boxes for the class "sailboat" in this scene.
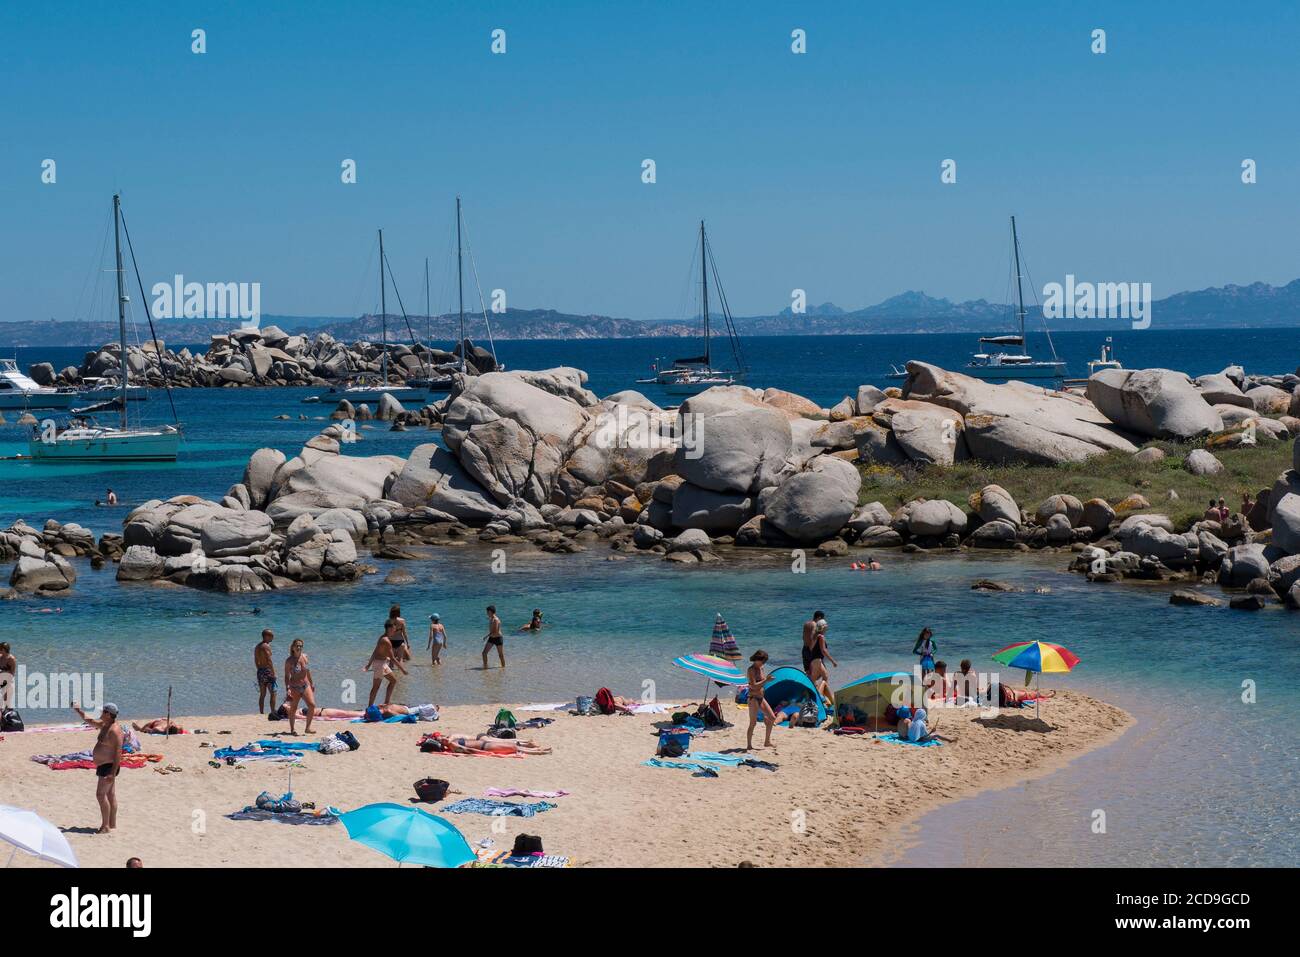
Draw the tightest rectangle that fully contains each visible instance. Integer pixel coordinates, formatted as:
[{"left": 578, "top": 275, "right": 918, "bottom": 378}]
[
  {"left": 28, "top": 195, "right": 181, "bottom": 462},
  {"left": 963, "top": 216, "right": 1065, "bottom": 382},
  {"left": 638, "top": 220, "right": 747, "bottom": 395},
  {"left": 317, "top": 229, "right": 426, "bottom": 405}
]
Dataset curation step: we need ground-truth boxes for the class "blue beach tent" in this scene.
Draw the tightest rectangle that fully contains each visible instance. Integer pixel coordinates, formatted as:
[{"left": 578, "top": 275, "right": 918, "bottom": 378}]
[{"left": 763, "top": 666, "right": 828, "bottom": 725}]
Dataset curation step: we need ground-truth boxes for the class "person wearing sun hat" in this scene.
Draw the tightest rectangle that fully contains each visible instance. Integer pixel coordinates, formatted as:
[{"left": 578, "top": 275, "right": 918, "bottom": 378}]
[{"left": 428, "top": 613, "right": 448, "bottom": 666}]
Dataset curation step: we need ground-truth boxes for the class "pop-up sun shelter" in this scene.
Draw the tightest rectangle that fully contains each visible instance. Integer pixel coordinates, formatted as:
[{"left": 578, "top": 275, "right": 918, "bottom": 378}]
[
  {"left": 762, "top": 666, "right": 828, "bottom": 725},
  {"left": 832, "top": 671, "right": 923, "bottom": 730}
]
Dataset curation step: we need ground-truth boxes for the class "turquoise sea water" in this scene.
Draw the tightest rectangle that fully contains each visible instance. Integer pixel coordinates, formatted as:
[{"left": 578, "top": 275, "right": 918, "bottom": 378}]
[{"left": 2, "top": 330, "right": 1298, "bottom": 866}]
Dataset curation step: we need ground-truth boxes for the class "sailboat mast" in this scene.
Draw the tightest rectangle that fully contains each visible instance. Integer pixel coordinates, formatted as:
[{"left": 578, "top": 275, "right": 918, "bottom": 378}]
[
  {"left": 424, "top": 255, "right": 432, "bottom": 377},
  {"left": 700, "top": 220, "right": 710, "bottom": 367},
  {"left": 113, "top": 194, "right": 129, "bottom": 430},
  {"left": 1011, "top": 215, "right": 1026, "bottom": 342},
  {"left": 456, "top": 196, "right": 465, "bottom": 370},
  {"left": 378, "top": 228, "right": 387, "bottom": 383}
]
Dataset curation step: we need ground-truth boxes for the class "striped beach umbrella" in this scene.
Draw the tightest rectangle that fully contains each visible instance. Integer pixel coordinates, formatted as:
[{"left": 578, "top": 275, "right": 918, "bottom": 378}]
[
  {"left": 673, "top": 652, "right": 747, "bottom": 704},
  {"left": 991, "top": 641, "right": 1079, "bottom": 718},
  {"left": 708, "top": 613, "right": 742, "bottom": 661}
]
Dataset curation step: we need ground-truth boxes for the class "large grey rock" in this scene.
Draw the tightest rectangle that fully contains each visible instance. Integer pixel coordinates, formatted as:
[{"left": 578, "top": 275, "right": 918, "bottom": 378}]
[
  {"left": 276, "top": 451, "right": 404, "bottom": 508},
  {"left": 1271, "top": 493, "right": 1300, "bottom": 554},
  {"left": 1035, "top": 494, "right": 1084, "bottom": 527},
  {"left": 9, "top": 554, "right": 76, "bottom": 592},
  {"left": 1082, "top": 498, "right": 1116, "bottom": 535},
  {"left": 1245, "top": 384, "right": 1291, "bottom": 416},
  {"left": 853, "top": 419, "right": 909, "bottom": 465},
  {"left": 875, "top": 399, "right": 965, "bottom": 466},
  {"left": 1267, "top": 470, "right": 1300, "bottom": 526},
  {"left": 1117, "top": 522, "right": 1198, "bottom": 566},
  {"left": 1184, "top": 449, "right": 1224, "bottom": 477},
  {"left": 564, "top": 405, "right": 678, "bottom": 488},
  {"left": 907, "top": 499, "right": 967, "bottom": 538},
  {"left": 671, "top": 483, "right": 754, "bottom": 533},
  {"left": 904, "top": 361, "right": 1137, "bottom": 462},
  {"left": 314, "top": 507, "right": 368, "bottom": 538},
  {"left": 673, "top": 406, "right": 793, "bottom": 495},
  {"left": 442, "top": 372, "right": 592, "bottom": 505},
  {"left": 668, "top": 528, "right": 712, "bottom": 552},
  {"left": 117, "top": 545, "right": 166, "bottom": 582},
  {"left": 969, "top": 518, "right": 1019, "bottom": 547},
  {"left": 388, "top": 444, "right": 508, "bottom": 524},
  {"left": 975, "top": 485, "right": 1020, "bottom": 525},
  {"left": 763, "top": 470, "right": 857, "bottom": 541},
  {"left": 848, "top": 501, "right": 893, "bottom": 533},
  {"left": 1194, "top": 373, "right": 1252, "bottom": 408},
  {"left": 200, "top": 509, "right": 275, "bottom": 557},
  {"left": 1086, "top": 368, "right": 1224, "bottom": 440},
  {"left": 855, "top": 385, "right": 886, "bottom": 415},
  {"left": 1219, "top": 543, "right": 1272, "bottom": 587}
]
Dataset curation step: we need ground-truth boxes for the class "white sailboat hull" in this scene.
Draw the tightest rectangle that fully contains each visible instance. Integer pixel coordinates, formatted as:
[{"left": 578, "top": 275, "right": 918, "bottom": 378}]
[
  {"left": 29, "top": 427, "right": 181, "bottom": 461},
  {"left": 963, "top": 361, "right": 1066, "bottom": 382},
  {"left": 0, "top": 391, "right": 79, "bottom": 410}
]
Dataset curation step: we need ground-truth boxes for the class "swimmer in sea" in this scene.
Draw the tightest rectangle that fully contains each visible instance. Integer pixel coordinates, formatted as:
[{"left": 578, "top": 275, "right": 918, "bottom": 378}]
[{"left": 517, "top": 608, "right": 544, "bottom": 632}]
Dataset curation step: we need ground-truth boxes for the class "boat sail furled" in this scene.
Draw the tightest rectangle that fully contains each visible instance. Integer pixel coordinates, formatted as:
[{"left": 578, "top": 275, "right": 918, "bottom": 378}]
[
  {"left": 963, "top": 216, "right": 1066, "bottom": 382},
  {"left": 29, "top": 194, "right": 181, "bottom": 462},
  {"left": 638, "top": 220, "right": 747, "bottom": 395}
]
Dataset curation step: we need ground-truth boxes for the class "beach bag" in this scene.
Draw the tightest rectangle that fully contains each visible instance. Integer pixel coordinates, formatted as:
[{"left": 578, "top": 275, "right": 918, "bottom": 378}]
[
  {"left": 318, "top": 735, "right": 349, "bottom": 755},
  {"left": 657, "top": 729, "right": 691, "bottom": 757},
  {"left": 573, "top": 695, "right": 595, "bottom": 715},
  {"left": 594, "top": 688, "right": 617, "bottom": 715},
  {"left": 337, "top": 730, "right": 361, "bottom": 751},
  {"left": 796, "top": 701, "right": 820, "bottom": 727},
  {"left": 413, "top": 778, "right": 449, "bottom": 802},
  {"left": 492, "top": 726, "right": 517, "bottom": 739},
  {"left": 493, "top": 708, "right": 517, "bottom": 728},
  {"left": 511, "top": 833, "right": 544, "bottom": 856},
  {"left": 1, "top": 708, "right": 23, "bottom": 732},
  {"left": 419, "top": 734, "right": 445, "bottom": 753}
]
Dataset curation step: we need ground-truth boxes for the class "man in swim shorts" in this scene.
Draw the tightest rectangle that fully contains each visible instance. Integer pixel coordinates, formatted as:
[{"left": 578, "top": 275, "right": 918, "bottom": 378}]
[
  {"left": 482, "top": 605, "right": 505, "bottom": 669},
  {"left": 73, "top": 701, "right": 123, "bottom": 833},
  {"left": 254, "top": 629, "right": 278, "bottom": 715}
]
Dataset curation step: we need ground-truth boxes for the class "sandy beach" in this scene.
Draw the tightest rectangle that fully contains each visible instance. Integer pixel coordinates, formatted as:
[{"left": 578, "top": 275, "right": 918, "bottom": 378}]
[{"left": 0, "top": 692, "right": 1131, "bottom": 868}]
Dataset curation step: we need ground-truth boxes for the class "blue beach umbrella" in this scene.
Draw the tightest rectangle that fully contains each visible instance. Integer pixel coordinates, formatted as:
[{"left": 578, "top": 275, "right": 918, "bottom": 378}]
[{"left": 340, "top": 803, "right": 476, "bottom": 868}]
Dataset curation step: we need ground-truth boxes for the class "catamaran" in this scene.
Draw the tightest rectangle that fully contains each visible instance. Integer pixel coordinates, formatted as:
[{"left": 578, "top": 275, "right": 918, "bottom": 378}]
[
  {"left": 0, "top": 359, "right": 78, "bottom": 410},
  {"left": 316, "top": 228, "right": 427, "bottom": 405},
  {"left": 638, "top": 220, "right": 747, "bottom": 395},
  {"left": 29, "top": 194, "right": 181, "bottom": 461}
]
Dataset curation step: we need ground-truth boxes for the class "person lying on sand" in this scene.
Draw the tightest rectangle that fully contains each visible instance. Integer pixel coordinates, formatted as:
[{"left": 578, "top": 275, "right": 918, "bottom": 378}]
[
  {"left": 131, "top": 718, "right": 185, "bottom": 735},
  {"left": 423, "top": 731, "right": 551, "bottom": 755},
  {"left": 270, "top": 702, "right": 425, "bottom": 720}
]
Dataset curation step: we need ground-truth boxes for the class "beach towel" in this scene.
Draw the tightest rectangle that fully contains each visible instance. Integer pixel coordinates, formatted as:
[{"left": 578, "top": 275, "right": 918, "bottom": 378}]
[
  {"left": 213, "top": 741, "right": 311, "bottom": 761},
  {"left": 872, "top": 732, "right": 943, "bottom": 748},
  {"left": 480, "top": 851, "right": 571, "bottom": 868},
  {"left": 31, "top": 751, "right": 162, "bottom": 770},
  {"left": 484, "top": 788, "right": 569, "bottom": 799},
  {"left": 226, "top": 808, "right": 341, "bottom": 825},
  {"left": 442, "top": 798, "right": 557, "bottom": 818},
  {"left": 349, "top": 713, "right": 418, "bottom": 724},
  {"left": 518, "top": 702, "right": 571, "bottom": 712},
  {"left": 8, "top": 723, "right": 92, "bottom": 734}
]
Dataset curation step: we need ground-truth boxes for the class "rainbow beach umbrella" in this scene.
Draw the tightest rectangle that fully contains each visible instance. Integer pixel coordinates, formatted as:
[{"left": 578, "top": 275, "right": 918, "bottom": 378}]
[
  {"left": 708, "top": 613, "right": 742, "bottom": 662},
  {"left": 991, "top": 641, "right": 1080, "bottom": 718},
  {"left": 673, "top": 652, "right": 747, "bottom": 704}
]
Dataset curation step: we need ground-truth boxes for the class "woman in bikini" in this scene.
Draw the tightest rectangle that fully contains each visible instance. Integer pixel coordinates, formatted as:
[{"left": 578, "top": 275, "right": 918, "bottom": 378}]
[
  {"left": 386, "top": 605, "right": 411, "bottom": 662},
  {"left": 805, "top": 619, "right": 837, "bottom": 708},
  {"left": 284, "top": 640, "right": 316, "bottom": 736},
  {"left": 424, "top": 731, "right": 551, "bottom": 755},
  {"left": 365, "top": 625, "right": 408, "bottom": 706},
  {"left": 745, "top": 650, "right": 777, "bottom": 750}
]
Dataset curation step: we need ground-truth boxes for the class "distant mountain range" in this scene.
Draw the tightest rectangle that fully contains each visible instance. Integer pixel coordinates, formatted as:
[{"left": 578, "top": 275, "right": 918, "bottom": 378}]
[{"left": 4, "top": 279, "right": 1299, "bottom": 347}]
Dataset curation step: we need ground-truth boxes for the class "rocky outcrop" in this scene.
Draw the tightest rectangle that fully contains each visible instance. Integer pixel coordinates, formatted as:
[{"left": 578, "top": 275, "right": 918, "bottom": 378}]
[
  {"left": 762, "top": 463, "right": 859, "bottom": 541},
  {"left": 1086, "top": 368, "right": 1223, "bottom": 440},
  {"left": 674, "top": 406, "right": 793, "bottom": 495}
]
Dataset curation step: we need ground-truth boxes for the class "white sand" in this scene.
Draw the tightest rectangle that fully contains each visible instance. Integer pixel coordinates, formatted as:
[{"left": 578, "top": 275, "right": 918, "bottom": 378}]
[{"left": 0, "top": 692, "right": 1131, "bottom": 868}]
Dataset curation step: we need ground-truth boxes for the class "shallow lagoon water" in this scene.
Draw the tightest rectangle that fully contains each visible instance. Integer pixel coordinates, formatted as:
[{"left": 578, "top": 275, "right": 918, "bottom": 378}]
[{"left": 2, "top": 330, "right": 1298, "bottom": 866}]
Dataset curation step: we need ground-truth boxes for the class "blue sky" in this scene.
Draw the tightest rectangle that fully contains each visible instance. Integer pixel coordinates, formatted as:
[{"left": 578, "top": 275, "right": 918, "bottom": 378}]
[{"left": 2, "top": 1, "right": 1297, "bottom": 322}]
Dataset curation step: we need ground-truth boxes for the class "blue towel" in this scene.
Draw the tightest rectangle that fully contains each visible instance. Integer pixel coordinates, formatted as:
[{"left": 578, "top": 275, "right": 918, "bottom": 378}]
[
  {"left": 873, "top": 732, "right": 943, "bottom": 748},
  {"left": 349, "top": 713, "right": 418, "bottom": 724},
  {"left": 442, "top": 798, "right": 556, "bottom": 818}
]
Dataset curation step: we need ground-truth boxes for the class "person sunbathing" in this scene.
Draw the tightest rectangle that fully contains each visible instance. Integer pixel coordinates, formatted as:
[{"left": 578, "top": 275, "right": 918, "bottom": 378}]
[
  {"left": 424, "top": 731, "right": 551, "bottom": 755},
  {"left": 272, "top": 702, "right": 419, "bottom": 720},
  {"left": 131, "top": 718, "right": 185, "bottom": 735}
]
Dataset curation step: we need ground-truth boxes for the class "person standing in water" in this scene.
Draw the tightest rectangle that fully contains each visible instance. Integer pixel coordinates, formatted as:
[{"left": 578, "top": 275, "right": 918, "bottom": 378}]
[
  {"left": 284, "top": 640, "right": 316, "bottom": 736},
  {"left": 385, "top": 604, "right": 411, "bottom": 662},
  {"left": 481, "top": 605, "right": 505, "bottom": 669},
  {"left": 254, "top": 629, "right": 277, "bottom": 715},
  {"left": 366, "top": 624, "right": 408, "bottom": 705},
  {"left": 72, "top": 701, "right": 123, "bottom": 833},
  {"left": 427, "top": 614, "right": 448, "bottom": 666},
  {"left": 106, "top": 489, "right": 118, "bottom": 506}
]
